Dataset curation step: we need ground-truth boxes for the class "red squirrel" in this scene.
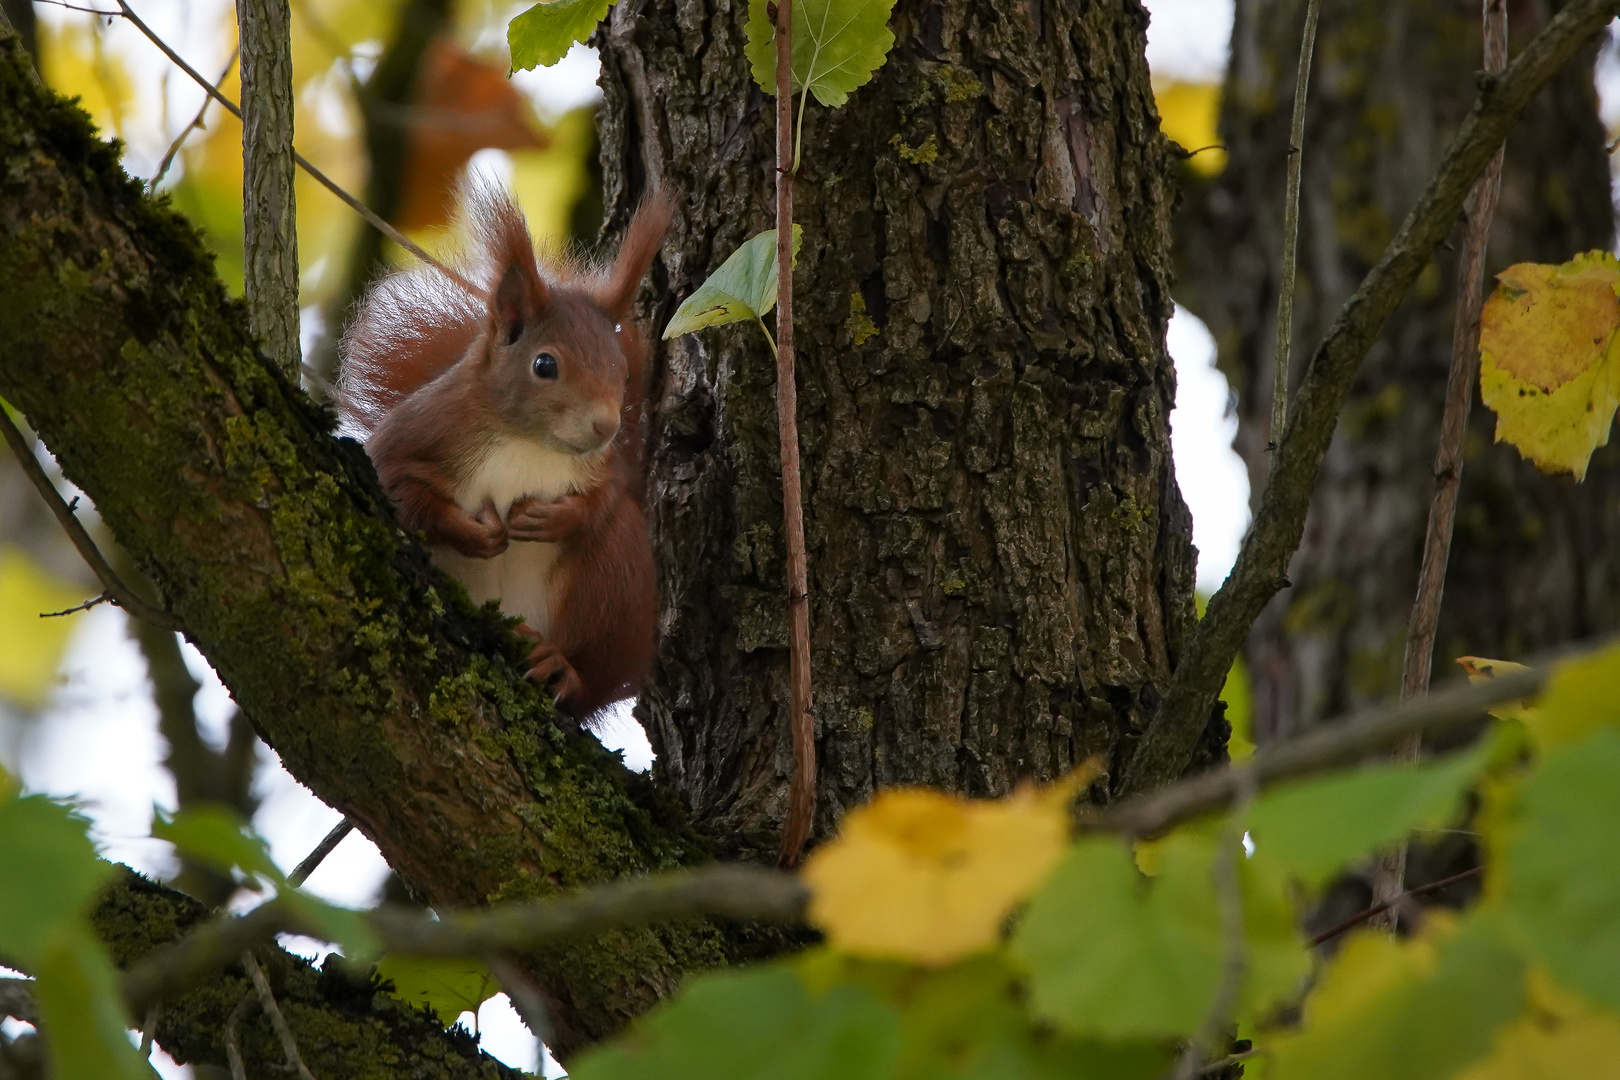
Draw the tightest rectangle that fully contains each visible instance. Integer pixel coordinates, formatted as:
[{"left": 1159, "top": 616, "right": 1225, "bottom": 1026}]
[{"left": 337, "top": 183, "right": 668, "bottom": 722}]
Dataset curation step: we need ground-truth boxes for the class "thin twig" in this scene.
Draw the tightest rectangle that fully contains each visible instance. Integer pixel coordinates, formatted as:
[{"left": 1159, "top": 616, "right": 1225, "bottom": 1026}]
[
  {"left": 1103, "top": 653, "right": 1564, "bottom": 838},
  {"left": 485, "top": 955, "right": 554, "bottom": 1048},
  {"left": 0, "top": 407, "right": 183, "bottom": 630},
  {"left": 1173, "top": 775, "right": 1256, "bottom": 1080},
  {"left": 40, "top": 591, "right": 112, "bottom": 618},
  {"left": 1119, "top": 0, "right": 1620, "bottom": 796},
  {"left": 1373, "top": 0, "right": 1512, "bottom": 928},
  {"left": 772, "top": 0, "right": 816, "bottom": 870},
  {"left": 287, "top": 818, "right": 353, "bottom": 888},
  {"left": 110, "top": 1, "right": 481, "bottom": 299},
  {"left": 122, "top": 864, "right": 808, "bottom": 1016},
  {"left": 1267, "top": 0, "right": 1321, "bottom": 453},
  {"left": 224, "top": 992, "right": 253, "bottom": 1080},
  {"left": 1311, "top": 864, "right": 1484, "bottom": 946},
  {"left": 150, "top": 46, "right": 237, "bottom": 190},
  {"left": 241, "top": 951, "right": 317, "bottom": 1080},
  {"left": 138, "top": 1000, "right": 161, "bottom": 1060}
]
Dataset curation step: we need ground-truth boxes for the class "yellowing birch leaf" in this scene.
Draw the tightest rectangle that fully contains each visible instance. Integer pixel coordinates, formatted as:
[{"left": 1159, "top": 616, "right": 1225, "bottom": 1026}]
[
  {"left": 663, "top": 226, "right": 803, "bottom": 339},
  {"left": 804, "top": 768, "right": 1093, "bottom": 965},
  {"left": 1458, "top": 655, "right": 1541, "bottom": 728},
  {"left": 1454, "top": 970, "right": 1620, "bottom": 1080},
  {"left": 1478, "top": 253, "right": 1620, "bottom": 480}
]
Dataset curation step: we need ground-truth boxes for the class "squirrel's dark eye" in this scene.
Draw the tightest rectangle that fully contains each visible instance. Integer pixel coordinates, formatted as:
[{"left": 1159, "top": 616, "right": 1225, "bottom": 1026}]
[{"left": 532, "top": 352, "right": 559, "bottom": 380}]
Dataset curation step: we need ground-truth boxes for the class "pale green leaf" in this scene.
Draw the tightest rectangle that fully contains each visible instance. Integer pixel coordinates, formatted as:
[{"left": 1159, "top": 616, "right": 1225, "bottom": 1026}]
[
  {"left": 1269, "top": 917, "right": 1525, "bottom": 1080},
  {"left": 153, "top": 805, "right": 283, "bottom": 887},
  {"left": 744, "top": 0, "right": 898, "bottom": 107},
  {"left": 1011, "top": 832, "right": 1307, "bottom": 1039},
  {"left": 569, "top": 967, "right": 900, "bottom": 1080},
  {"left": 31, "top": 928, "right": 150, "bottom": 1080},
  {"left": 1501, "top": 729, "right": 1620, "bottom": 1011},
  {"left": 508, "top": 0, "right": 615, "bottom": 73},
  {"left": 663, "top": 226, "right": 803, "bottom": 338},
  {"left": 377, "top": 955, "right": 500, "bottom": 1025},
  {"left": 1247, "top": 742, "right": 1489, "bottom": 886},
  {"left": 0, "top": 794, "right": 110, "bottom": 966}
]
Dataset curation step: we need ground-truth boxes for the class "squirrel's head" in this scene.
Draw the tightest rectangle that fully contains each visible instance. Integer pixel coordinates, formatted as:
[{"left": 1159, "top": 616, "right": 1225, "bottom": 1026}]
[{"left": 476, "top": 193, "right": 670, "bottom": 455}]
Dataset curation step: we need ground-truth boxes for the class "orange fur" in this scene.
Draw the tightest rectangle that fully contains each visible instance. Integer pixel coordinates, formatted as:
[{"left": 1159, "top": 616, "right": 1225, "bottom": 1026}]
[{"left": 338, "top": 183, "right": 668, "bottom": 722}]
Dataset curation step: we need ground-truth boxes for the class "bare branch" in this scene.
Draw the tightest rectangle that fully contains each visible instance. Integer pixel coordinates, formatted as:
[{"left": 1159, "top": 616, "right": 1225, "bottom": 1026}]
[
  {"left": 224, "top": 992, "right": 253, "bottom": 1080},
  {"left": 286, "top": 818, "right": 353, "bottom": 888},
  {"left": 1104, "top": 657, "right": 1554, "bottom": 838},
  {"left": 236, "top": 0, "right": 299, "bottom": 376},
  {"left": 1266, "top": 0, "right": 1321, "bottom": 449},
  {"left": 0, "top": 408, "right": 183, "bottom": 630},
  {"left": 150, "top": 46, "right": 237, "bottom": 190},
  {"left": 1311, "top": 865, "right": 1484, "bottom": 947},
  {"left": 122, "top": 865, "right": 808, "bottom": 1016},
  {"left": 1121, "top": 0, "right": 1620, "bottom": 795},
  {"left": 241, "top": 951, "right": 317, "bottom": 1080}
]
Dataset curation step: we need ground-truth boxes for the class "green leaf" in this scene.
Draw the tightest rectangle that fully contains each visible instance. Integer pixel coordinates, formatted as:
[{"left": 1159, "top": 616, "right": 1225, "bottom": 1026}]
[
  {"left": 744, "top": 0, "right": 898, "bottom": 107},
  {"left": 1247, "top": 742, "right": 1489, "bottom": 887},
  {"left": 1501, "top": 728, "right": 1620, "bottom": 1011},
  {"left": 1269, "top": 917, "right": 1526, "bottom": 1080},
  {"left": 31, "top": 928, "right": 150, "bottom": 1080},
  {"left": 508, "top": 0, "right": 615, "bottom": 72},
  {"left": 1011, "top": 832, "right": 1307, "bottom": 1039},
  {"left": 377, "top": 955, "right": 500, "bottom": 1025},
  {"left": 153, "top": 805, "right": 283, "bottom": 887},
  {"left": 569, "top": 967, "right": 901, "bottom": 1080},
  {"left": 1528, "top": 642, "right": 1620, "bottom": 750},
  {"left": 0, "top": 794, "right": 110, "bottom": 966},
  {"left": 663, "top": 226, "right": 803, "bottom": 339}
]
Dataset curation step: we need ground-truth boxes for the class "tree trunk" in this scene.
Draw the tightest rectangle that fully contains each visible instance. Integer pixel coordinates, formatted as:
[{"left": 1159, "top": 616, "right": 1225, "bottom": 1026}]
[
  {"left": 1176, "top": 0, "right": 1620, "bottom": 743},
  {"left": 599, "top": 0, "right": 1219, "bottom": 848}
]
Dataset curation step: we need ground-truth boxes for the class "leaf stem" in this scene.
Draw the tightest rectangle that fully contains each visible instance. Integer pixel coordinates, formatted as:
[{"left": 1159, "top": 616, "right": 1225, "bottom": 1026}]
[
  {"left": 754, "top": 315, "right": 779, "bottom": 358},
  {"left": 793, "top": 84, "right": 810, "bottom": 173}
]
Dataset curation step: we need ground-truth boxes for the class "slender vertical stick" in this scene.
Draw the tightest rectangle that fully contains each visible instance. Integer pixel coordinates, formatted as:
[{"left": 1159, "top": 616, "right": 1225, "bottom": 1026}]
[
  {"left": 1268, "top": 0, "right": 1322, "bottom": 453},
  {"left": 773, "top": 0, "right": 816, "bottom": 869},
  {"left": 1370, "top": 0, "right": 1508, "bottom": 927},
  {"left": 236, "top": 0, "right": 300, "bottom": 376}
]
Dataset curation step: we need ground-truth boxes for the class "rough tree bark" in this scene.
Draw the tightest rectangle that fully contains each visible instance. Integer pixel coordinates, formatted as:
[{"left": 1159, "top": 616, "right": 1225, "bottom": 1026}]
[
  {"left": 1176, "top": 0, "right": 1620, "bottom": 743},
  {"left": 600, "top": 0, "right": 1218, "bottom": 849}
]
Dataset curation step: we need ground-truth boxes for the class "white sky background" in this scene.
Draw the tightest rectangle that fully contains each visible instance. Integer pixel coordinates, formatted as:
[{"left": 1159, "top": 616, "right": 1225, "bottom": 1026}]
[{"left": 1, "top": 1, "right": 1250, "bottom": 1075}]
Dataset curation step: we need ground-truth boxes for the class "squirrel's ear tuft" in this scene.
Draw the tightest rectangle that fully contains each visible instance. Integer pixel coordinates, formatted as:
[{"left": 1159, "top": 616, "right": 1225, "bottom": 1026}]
[
  {"left": 466, "top": 181, "right": 549, "bottom": 346},
  {"left": 597, "top": 193, "right": 673, "bottom": 320}
]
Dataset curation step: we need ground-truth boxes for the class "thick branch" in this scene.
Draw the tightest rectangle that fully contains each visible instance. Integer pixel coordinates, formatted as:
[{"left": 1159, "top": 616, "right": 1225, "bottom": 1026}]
[
  {"left": 1122, "top": 0, "right": 1620, "bottom": 794},
  {"left": 0, "top": 28, "right": 781, "bottom": 1054}
]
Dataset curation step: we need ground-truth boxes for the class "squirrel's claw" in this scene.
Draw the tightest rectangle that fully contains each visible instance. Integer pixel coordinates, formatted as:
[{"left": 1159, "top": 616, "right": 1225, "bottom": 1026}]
[
  {"left": 508, "top": 494, "right": 586, "bottom": 543},
  {"left": 524, "top": 638, "right": 584, "bottom": 706}
]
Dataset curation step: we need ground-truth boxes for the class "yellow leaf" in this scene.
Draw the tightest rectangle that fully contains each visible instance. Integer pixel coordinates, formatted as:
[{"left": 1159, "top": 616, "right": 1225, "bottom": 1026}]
[
  {"left": 1453, "top": 970, "right": 1620, "bottom": 1080},
  {"left": 1153, "top": 81, "right": 1225, "bottom": 176},
  {"left": 0, "top": 547, "right": 87, "bottom": 710},
  {"left": 1478, "top": 253, "right": 1620, "bottom": 480},
  {"left": 1457, "top": 655, "right": 1540, "bottom": 727},
  {"left": 804, "top": 766, "right": 1097, "bottom": 966}
]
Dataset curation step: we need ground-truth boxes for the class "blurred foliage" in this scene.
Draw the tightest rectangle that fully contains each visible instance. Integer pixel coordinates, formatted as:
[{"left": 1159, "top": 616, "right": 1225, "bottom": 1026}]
[
  {"left": 0, "top": 546, "right": 85, "bottom": 710},
  {"left": 1153, "top": 80, "right": 1226, "bottom": 176}
]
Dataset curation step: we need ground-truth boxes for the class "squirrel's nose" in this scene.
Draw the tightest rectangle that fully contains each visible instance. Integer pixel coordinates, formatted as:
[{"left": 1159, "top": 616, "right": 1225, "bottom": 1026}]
[{"left": 590, "top": 411, "right": 620, "bottom": 446}]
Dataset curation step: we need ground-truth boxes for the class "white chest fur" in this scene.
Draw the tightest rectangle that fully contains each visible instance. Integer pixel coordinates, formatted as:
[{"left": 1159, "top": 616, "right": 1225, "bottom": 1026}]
[{"left": 430, "top": 436, "right": 603, "bottom": 636}]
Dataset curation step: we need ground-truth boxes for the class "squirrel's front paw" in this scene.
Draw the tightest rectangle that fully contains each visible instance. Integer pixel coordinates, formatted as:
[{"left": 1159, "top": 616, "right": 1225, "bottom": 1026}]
[
  {"left": 508, "top": 494, "right": 586, "bottom": 542},
  {"left": 448, "top": 499, "right": 509, "bottom": 558}
]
